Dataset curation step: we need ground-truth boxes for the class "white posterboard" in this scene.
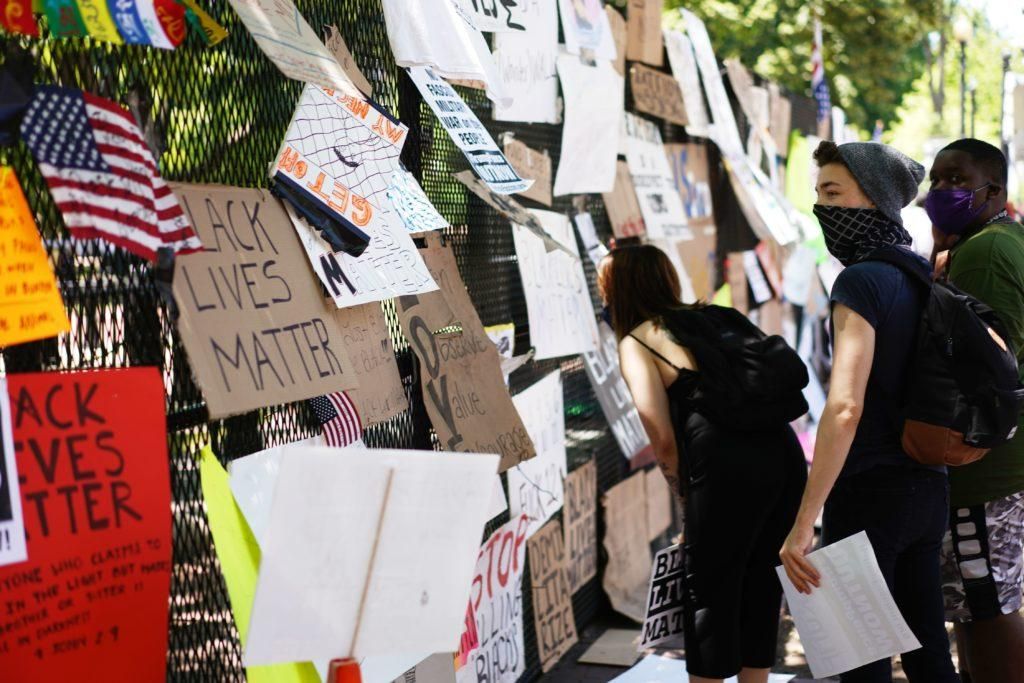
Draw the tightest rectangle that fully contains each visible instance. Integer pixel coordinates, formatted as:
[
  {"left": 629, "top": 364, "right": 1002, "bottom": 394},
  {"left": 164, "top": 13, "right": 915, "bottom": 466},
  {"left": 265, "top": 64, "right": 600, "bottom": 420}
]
[
  {"left": 507, "top": 371, "right": 568, "bottom": 539},
  {"left": 493, "top": 0, "right": 560, "bottom": 123},
  {"left": 624, "top": 113, "right": 690, "bottom": 241},
  {"left": 558, "top": 0, "right": 616, "bottom": 60},
  {"left": 512, "top": 209, "right": 599, "bottom": 359},
  {"left": 244, "top": 447, "right": 500, "bottom": 666},
  {"left": 664, "top": 30, "right": 710, "bottom": 138},
  {"left": 776, "top": 531, "right": 921, "bottom": 680},
  {"left": 0, "top": 378, "right": 27, "bottom": 567}
]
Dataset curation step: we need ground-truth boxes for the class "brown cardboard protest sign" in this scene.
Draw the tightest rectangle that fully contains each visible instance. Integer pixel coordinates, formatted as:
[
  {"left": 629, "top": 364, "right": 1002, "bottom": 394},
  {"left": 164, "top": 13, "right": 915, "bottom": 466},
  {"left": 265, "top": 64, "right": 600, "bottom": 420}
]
[
  {"left": 645, "top": 468, "right": 672, "bottom": 541},
  {"left": 528, "top": 519, "right": 579, "bottom": 672},
  {"left": 630, "top": 64, "right": 687, "bottom": 126},
  {"left": 769, "top": 83, "right": 792, "bottom": 157},
  {"left": 324, "top": 25, "right": 373, "bottom": 96},
  {"left": 503, "top": 137, "right": 553, "bottom": 207},
  {"left": 603, "top": 161, "right": 646, "bottom": 239},
  {"left": 334, "top": 302, "right": 407, "bottom": 426},
  {"left": 626, "top": 0, "right": 664, "bottom": 66},
  {"left": 727, "top": 251, "right": 750, "bottom": 314},
  {"left": 602, "top": 471, "right": 652, "bottom": 622},
  {"left": 564, "top": 459, "right": 598, "bottom": 593},
  {"left": 396, "top": 233, "right": 535, "bottom": 471},
  {"left": 606, "top": 6, "right": 627, "bottom": 76},
  {"left": 171, "top": 184, "right": 358, "bottom": 418}
]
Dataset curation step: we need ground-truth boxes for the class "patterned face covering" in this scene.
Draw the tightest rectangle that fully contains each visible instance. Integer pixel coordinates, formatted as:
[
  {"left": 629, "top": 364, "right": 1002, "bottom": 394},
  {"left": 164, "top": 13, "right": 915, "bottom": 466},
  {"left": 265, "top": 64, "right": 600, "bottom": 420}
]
[{"left": 813, "top": 205, "right": 913, "bottom": 267}]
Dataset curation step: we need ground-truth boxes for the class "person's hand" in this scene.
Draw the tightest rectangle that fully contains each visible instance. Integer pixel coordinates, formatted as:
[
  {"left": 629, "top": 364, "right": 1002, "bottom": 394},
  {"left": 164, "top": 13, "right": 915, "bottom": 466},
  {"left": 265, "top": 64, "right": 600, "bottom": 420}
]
[{"left": 780, "top": 522, "right": 821, "bottom": 594}]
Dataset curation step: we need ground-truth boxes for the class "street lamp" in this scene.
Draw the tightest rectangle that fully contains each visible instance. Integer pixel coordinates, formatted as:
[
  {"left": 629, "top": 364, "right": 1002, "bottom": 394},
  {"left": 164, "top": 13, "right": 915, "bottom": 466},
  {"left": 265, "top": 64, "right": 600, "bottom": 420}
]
[
  {"left": 953, "top": 16, "right": 973, "bottom": 138},
  {"left": 968, "top": 76, "right": 978, "bottom": 138}
]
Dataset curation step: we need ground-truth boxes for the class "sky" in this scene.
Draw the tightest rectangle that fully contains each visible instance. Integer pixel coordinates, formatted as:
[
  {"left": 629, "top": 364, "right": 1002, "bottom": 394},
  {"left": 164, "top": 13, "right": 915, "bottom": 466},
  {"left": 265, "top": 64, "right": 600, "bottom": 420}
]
[{"left": 982, "top": 0, "right": 1024, "bottom": 42}]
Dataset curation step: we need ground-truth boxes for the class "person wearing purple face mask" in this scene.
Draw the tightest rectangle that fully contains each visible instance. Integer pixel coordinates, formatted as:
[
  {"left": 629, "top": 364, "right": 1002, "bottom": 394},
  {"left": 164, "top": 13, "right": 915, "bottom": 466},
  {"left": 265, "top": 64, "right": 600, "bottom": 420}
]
[{"left": 927, "top": 138, "right": 1024, "bottom": 683}]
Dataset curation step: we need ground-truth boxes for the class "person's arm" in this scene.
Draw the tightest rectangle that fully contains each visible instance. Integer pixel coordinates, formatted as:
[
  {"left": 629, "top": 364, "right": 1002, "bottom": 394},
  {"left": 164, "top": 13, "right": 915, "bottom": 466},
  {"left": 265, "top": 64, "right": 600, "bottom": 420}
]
[
  {"left": 618, "top": 337, "right": 681, "bottom": 494},
  {"left": 779, "top": 304, "right": 875, "bottom": 593}
]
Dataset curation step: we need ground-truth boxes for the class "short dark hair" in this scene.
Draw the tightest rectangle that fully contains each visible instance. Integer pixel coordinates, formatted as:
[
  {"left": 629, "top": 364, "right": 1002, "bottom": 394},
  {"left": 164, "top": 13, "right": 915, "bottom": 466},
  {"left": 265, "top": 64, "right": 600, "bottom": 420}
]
[
  {"left": 813, "top": 140, "right": 846, "bottom": 168},
  {"left": 940, "top": 138, "right": 1008, "bottom": 186}
]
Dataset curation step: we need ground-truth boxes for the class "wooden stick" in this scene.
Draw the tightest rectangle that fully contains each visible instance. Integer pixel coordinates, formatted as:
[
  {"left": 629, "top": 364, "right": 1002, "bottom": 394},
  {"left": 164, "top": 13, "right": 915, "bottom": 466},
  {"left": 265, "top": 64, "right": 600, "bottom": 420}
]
[{"left": 349, "top": 467, "right": 395, "bottom": 657}]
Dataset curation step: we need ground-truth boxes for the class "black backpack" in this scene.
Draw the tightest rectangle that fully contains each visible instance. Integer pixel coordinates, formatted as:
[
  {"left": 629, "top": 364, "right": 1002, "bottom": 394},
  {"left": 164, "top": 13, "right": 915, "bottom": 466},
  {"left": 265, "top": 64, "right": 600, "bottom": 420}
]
[
  {"left": 867, "top": 248, "right": 1024, "bottom": 466},
  {"left": 661, "top": 306, "right": 809, "bottom": 431}
]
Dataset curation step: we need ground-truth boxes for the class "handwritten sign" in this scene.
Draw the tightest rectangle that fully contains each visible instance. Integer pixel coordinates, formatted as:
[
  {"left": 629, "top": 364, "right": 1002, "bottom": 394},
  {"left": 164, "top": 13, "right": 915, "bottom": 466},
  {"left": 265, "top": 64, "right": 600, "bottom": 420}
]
[
  {"left": 602, "top": 472, "right": 652, "bottom": 622},
  {"left": 324, "top": 25, "right": 373, "bottom": 95},
  {"left": 503, "top": 138, "right": 552, "bottom": 206},
  {"left": 409, "top": 66, "right": 531, "bottom": 195},
  {"left": 171, "top": 184, "right": 358, "bottom": 418},
  {"left": 492, "top": 0, "right": 559, "bottom": 123},
  {"left": 396, "top": 233, "right": 535, "bottom": 471},
  {"left": 335, "top": 302, "right": 408, "bottom": 426},
  {"left": 603, "top": 160, "right": 647, "bottom": 239},
  {"left": 583, "top": 322, "right": 655, "bottom": 462},
  {"left": 0, "top": 168, "right": 69, "bottom": 347},
  {"left": 507, "top": 371, "right": 567, "bottom": 538},
  {"left": 626, "top": 0, "right": 663, "bottom": 66},
  {"left": 528, "top": 519, "right": 579, "bottom": 671},
  {"left": 554, "top": 55, "right": 622, "bottom": 196},
  {"left": 226, "top": 0, "right": 361, "bottom": 98},
  {"left": 455, "top": 0, "right": 529, "bottom": 32},
  {"left": 563, "top": 459, "right": 597, "bottom": 593},
  {"left": 665, "top": 143, "right": 716, "bottom": 300},
  {"left": 624, "top": 113, "right": 690, "bottom": 241},
  {"left": 386, "top": 170, "right": 448, "bottom": 234},
  {"left": 664, "top": 30, "right": 711, "bottom": 138},
  {"left": 513, "top": 210, "right": 599, "bottom": 360},
  {"left": 558, "top": 0, "right": 616, "bottom": 59},
  {"left": 630, "top": 64, "right": 687, "bottom": 126},
  {"left": 639, "top": 545, "right": 685, "bottom": 649},
  {"left": 0, "top": 368, "right": 171, "bottom": 681},
  {"left": 455, "top": 514, "right": 529, "bottom": 683},
  {"left": 0, "top": 379, "right": 26, "bottom": 567}
]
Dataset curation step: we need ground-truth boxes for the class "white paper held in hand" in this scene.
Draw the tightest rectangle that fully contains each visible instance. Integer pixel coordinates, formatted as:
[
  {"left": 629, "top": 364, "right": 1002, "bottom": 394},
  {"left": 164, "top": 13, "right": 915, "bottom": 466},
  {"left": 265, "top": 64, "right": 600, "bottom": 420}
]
[
  {"left": 243, "top": 447, "right": 500, "bottom": 666},
  {"left": 776, "top": 531, "right": 921, "bottom": 679}
]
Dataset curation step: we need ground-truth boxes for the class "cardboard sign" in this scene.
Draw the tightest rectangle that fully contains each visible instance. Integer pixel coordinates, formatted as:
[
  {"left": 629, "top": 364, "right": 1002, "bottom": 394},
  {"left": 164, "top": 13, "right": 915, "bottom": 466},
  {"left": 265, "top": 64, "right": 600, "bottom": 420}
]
[
  {"left": 563, "top": 459, "right": 597, "bottom": 593},
  {"left": 607, "top": 6, "right": 627, "bottom": 76},
  {"left": 602, "top": 472, "right": 652, "bottom": 622},
  {"left": 226, "top": 0, "right": 361, "bottom": 98},
  {"left": 409, "top": 66, "right": 531, "bottom": 195},
  {"left": 626, "top": 0, "right": 664, "bottom": 66},
  {"left": 630, "top": 64, "right": 687, "bottom": 126},
  {"left": 645, "top": 469, "right": 672, "bottom": 541},
  {"left": 324, "top": 25, "right": 373, "bottom": 95},
  {"left": 387, "top": 170, "right": 448, "bottom": 234},
  {"left": 665, "top": 143, "right": 716, "bottom": 300},
  {"left": 0, "top": 379, "right": 26, "bottom": 566},
  {"left": 558, "top": 0, "right": 616, "bottom": 60},
  {"left": 507, "top": 371, "right": 567, "bottom": 538},
  {"left": 624, "top": 113, "right": 690, "bottom": 241},
  {"left": 396, "top": 234, "right": 535, "bottom": 471},
  {"left": 603, "top": 160, "right": 647, "bottom": 239},
  {"left": 769, "top": 83, "right": 792, "bottom": 158},
  {"left": 492, "top": 0, "right": 559, "bottom": 123},
  {"left": 512, "top": 210, "right": 599, "bottom": 360},
  {"left": 639, "top": 544, "right": 685, "bottom": 649},
  {"left": 663, "top": 30, "right": 711, "bottom": 138},
  {"left": 528, "top": 519, "right": 579, "bottom": 672},
  {"left": 171, "top": 184, "right": 358, "bottom": 418},
  {"left": 0, "top": 368, "right": 171, "bottom": 681},
  {"left": 454, "top": 514, "right": 529, "bottom": 683},
  {"left": 0, "top": 167, "right": 70, "bottom": 347},
  {"left": 554, "top": 55, "right": 623, "bottom": 196},
  {"left": 503, "top": 138, "right": 553, "bottom": 207},
  {"left": 334, "top": 302, "right": 408, "bottom": 426},
  {"left": 582, "top": 322, "right": 654, "bottom": 462}
]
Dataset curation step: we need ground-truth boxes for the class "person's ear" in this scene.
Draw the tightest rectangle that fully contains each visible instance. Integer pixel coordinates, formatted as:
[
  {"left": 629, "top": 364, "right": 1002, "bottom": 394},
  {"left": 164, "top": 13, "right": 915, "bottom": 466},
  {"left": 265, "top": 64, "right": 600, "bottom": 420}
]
[{"left": 988, "top": 184, "right": 1004, "bottom": 199}]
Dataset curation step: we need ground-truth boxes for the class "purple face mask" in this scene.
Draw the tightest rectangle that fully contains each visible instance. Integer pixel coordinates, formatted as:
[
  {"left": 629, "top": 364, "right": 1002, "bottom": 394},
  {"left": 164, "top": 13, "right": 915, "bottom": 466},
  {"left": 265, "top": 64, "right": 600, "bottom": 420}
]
[{"left": 925, "top": 183, "right": 990, "bottom": 235}]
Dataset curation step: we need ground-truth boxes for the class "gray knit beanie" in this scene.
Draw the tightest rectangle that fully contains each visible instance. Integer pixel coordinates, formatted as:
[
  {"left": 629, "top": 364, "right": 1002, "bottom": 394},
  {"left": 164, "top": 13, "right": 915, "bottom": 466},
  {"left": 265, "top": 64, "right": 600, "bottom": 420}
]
[{"left": 836, "top": 142, "right": 925, "bottom": 225}]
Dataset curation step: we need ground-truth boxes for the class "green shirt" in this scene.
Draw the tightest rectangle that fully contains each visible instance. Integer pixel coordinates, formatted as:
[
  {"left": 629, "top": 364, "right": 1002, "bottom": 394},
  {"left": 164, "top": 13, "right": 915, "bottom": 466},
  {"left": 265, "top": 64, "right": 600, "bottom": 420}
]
[{"left": 947, "top": 218, "right": 1024, "bottom": 507}]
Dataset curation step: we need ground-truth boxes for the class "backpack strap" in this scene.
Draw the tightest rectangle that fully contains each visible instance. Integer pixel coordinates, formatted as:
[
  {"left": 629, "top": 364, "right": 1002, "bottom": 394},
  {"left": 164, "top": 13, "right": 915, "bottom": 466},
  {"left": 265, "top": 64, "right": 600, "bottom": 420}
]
[
  {"left": 861, "top": 246, "right": 933, "bottom": 289},
  {"left": 627, "top": 333, "right": 685, "bottom": 372}
]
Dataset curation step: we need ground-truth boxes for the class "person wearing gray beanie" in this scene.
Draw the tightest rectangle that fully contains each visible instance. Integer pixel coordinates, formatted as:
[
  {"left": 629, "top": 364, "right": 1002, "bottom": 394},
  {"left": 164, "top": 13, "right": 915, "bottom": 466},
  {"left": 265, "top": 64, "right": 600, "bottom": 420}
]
[{"left": 780, "top": 142, "right": 958, "bottom": 681}]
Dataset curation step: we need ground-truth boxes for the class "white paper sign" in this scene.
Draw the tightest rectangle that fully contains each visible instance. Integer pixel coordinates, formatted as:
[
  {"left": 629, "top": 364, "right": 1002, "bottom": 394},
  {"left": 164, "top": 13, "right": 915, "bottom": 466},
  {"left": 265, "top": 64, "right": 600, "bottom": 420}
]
[
  {"left": 455, "top": 0, "right": 531, "bottom": 32},
  {"left": 558, "top": 0, "right": 616, "bottom": 60},
  {"left": 612, "top": 655, "right": 795, "bottom": 682},
  {"left": 574, "top": 212, "right": 609, "bottom": 266},
  {"left": 507, "top": 371, "right": 567, "bottom": 539},
  {"left": 492, "top": 0, "right": 559, "bottom": 123},
  {"left": 742, "top": 250, "right": 773, "bottom": 304},
  {"left": 0, "top": 378, "right": 27, "bottom": 567},
  {"left": 639, "top": 545, "right": 685, "bottom": 650},
  {"left": 245, "top": 447, "right": 500, "bottom": 666},
  {"left": 387, "top": 170, "right": 448, "bottom": 233},
  {"left": 409, "top": 66, "right": 532, "bottom": 195},
  {"left": 664, "top": 30, "right": 711, "bottom": 138},
  {"left": 624, "top": 113, "right": 690, "bottom": 241},
  {"left": 776, "top": 532, "right": 921, "bottom": 680},
  {"left": 226, "top": 0, "right": 362, "bottom": 98},
  {"left": 554, "top": 54, "right": 623, "bottom": 197},
  {"left": 512, "top": 209, "right": 599, "bottom": 359}
]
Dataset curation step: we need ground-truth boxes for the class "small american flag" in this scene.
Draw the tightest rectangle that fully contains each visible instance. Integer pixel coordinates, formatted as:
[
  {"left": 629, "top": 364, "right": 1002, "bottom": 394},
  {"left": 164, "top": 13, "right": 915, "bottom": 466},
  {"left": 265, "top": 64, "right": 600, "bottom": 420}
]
[
  {"left": 811, "top": 19, "right": 831, "bottom": 124},
  {"left": 309, "top": 392, "right": 363, "bottom": 447},
  {"left": 20, "top": 85, "right": 202, "bottom": 262}
]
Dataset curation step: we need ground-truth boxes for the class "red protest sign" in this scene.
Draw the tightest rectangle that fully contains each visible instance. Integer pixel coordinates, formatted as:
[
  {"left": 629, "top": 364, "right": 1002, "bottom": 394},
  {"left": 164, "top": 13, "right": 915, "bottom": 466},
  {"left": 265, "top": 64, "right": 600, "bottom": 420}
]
[{"left": 0, "top": 367, "right": 171, "bottom": 681}]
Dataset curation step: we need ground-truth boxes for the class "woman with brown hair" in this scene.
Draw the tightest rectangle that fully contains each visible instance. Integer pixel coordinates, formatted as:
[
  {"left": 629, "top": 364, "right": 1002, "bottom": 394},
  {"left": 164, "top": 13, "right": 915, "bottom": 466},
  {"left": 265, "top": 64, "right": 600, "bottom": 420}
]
[{"left": 599, "top": 245, "right": 806, "bottom": 683}]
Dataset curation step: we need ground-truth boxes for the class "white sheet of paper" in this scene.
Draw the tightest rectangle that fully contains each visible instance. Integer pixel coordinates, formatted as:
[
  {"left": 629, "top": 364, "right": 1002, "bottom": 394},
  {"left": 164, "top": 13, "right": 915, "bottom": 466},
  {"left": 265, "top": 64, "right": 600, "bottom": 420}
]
[
  {"left": 360, "top": 652, "right": 431, "bottom": 683},
  {"left": 782, "top": 244, "right": 818, "bottom": 307},
  {"left": 387, "top": 170, "right": 448, "bottom": 233},
  {"left": 513, "top": 209, "right": 599, "bottom": 359},
  {"left": 574, "top": 212, "right": 609, "bottom": 266},
  {"left": 409, "top": 66, "right": 532, "bottom": 195},
  {"left": 488, "top": 474, "right": 509, "bottom": 521},
  {"left": 380, "top": 0, "right": 508, "bottom": 105},
  {"left": 624, "top": 113, "right": 690, "bottom": 241},
  {"left": 558, "top": 0, "right": 616, "bottom": 60},
  {"left": 664, "top": 30, "right": 710, "bottom": 138},
  {"left": 776, "top": 531, "right": 921, "bottom": 680},
  {"left": 226, "top": 0, "right": 362, "bottom": 98},
  {"left": 0, "top": 378, "right": 27, "bottom": 567},
  {"left": 742, "top": 250, "right": 773, "bottom": 304},
  {"left": 492, "top": 0, "right": 559, "bottom": 123},
  {"left": 454, "top": 0, "right": 530, "bottom": 32},
  {"left": 612, "top": 654, "right": 794, "bottom": 682},
  {"left": 507, "top": 371, "right": 567, "bottom": 538},
  {"left": 554, "top": 54, "right": 623, "bottom": 196},
  {"left": 244, "top": 447, "right": 500, "bottom": 666}
]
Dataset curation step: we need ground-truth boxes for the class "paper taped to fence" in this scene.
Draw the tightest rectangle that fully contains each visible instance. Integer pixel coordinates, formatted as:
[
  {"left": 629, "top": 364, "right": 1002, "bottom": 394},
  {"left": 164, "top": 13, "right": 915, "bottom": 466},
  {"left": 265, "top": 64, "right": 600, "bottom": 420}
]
[
  {"left": 564, "top": 459, "right": 598, "bottom": 593},
  {"left": 639, "top": 544, "right": 685, "bottom": 649},
  {"left": 503, "top": 137, "right": 553, "bottom": 206},
  {"left": 558, "top": 0, "right": 616, "bottom": 60},
  {"left": 529, "top": 519, "right": 578, "bottom": 672},
  {"left": 492, "top": 0, "right": 559, "bottom": 123},
  {"left": 630, "top": 63, "right": 688, "bottom": 126},
  {"left": 334, "top": 302, "right": 408, "bottom": 426},
  {"left": 602, "top": 472, "right": 652, "bottom": 623},
  {"left": 777, "top": 531, "right": 921, "bottom": 680},
  {"left": 387, "top": 170, "right": 448, "bottom": 234},
  {"left": 664, "top": 30, "right": 711, "bottom": 138},
  {"left": 624, "top": 113, "right": 690, "bottom": 241}
]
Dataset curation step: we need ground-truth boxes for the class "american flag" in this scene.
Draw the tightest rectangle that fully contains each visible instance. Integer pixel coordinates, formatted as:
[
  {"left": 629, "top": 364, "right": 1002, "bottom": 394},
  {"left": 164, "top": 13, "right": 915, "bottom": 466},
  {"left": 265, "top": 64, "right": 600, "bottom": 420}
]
[
  {"left": 309, "top": 391, "right": 363, "bottom": 447},
  {"left": 20, "top": 85, "right": 203, "bottom": 262},
  {"left": 811, "top": 19, "right": 831, "bottom": 124}
]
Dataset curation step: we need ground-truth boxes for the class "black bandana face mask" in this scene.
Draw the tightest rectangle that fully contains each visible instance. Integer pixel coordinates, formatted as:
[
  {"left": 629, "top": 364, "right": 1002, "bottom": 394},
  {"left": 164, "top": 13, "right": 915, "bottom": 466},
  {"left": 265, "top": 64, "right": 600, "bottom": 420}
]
[{"left": 812, "top": 205, "right": 913, "bottom": 267}]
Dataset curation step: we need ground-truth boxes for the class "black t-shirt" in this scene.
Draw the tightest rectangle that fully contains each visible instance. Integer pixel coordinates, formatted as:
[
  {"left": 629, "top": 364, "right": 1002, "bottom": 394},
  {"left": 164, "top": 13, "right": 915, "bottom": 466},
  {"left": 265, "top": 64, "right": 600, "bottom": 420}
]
[{"left": 829, "top": 254, "right": 943, "bottom": 477}]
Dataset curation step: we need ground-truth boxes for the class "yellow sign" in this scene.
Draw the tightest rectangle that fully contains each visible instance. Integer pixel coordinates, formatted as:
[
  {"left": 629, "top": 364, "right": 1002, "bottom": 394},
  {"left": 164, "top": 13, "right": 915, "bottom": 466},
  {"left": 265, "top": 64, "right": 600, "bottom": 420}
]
[
  {"left": 179, "top": 0, "right": 228, "bottom": 45},
  {"left": 0, "top": 167, "right": 70, "bottom": 347},
  {"left": 74, "top": 0, "right": 123, "bottom": 43}
]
